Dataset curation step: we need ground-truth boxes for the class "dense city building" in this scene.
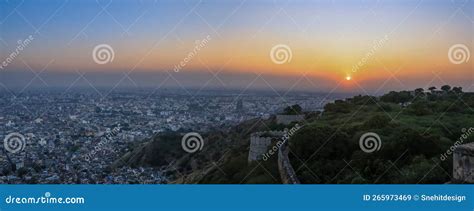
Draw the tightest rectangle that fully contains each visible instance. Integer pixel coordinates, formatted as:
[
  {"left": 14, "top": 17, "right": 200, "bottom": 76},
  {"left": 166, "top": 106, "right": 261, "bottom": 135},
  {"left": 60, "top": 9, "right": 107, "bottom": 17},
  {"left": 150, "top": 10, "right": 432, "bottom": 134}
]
[{"left": 0, "top": 89, "right": 339, "bottom": 184}]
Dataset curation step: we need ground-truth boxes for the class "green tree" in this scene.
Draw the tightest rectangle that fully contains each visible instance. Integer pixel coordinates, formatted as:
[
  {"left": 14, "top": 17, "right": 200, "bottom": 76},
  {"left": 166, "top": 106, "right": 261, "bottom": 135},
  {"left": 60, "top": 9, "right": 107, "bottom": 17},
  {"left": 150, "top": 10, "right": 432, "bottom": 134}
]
[
  {"left": 441, "top": 85, "right": 451, "bottom": 92},
  {"left": 380, "top": 91, "right": 413, "bottom": 103},
  {"left": 428, "top": 86, "right": 436, "bottom": 93},
  {"left": 409, "top": 100, "right": 432, "bottom": 116},
  {"left": 363, "top": 114, "right": 391, "bottom": 129},
  {"left": 283, "top": 104, "right": 303, "bottom": 115},
  {"left": 452, "top": 87, "right": 463, "bottom": 94},
  {"left": 414, "top": 88, "right": 424, "bottom": 94},
  {"left": 324, "top": 100, "right": 352, "bottom": 113}
]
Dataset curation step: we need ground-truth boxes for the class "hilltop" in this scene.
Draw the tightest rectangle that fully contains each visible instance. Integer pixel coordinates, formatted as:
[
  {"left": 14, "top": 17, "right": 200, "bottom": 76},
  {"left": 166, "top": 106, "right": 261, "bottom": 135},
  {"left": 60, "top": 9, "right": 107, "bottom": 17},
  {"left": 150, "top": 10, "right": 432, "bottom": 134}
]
[{"left": 115, "top": 86, "right": 474, "bottom": 184}]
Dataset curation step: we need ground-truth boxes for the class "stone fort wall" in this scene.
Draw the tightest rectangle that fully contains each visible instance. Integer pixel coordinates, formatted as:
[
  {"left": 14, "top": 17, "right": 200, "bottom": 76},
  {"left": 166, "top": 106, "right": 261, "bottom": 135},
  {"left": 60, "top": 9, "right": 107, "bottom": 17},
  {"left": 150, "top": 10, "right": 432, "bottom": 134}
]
[
  {"left": 278, "top": 144, "right": 300, "bottom": 184},
  {"left": 247, "top": 131, "right": 286, "bottom": 162},
  {"left": 453, "top": 142, "right": 474, "bottom": 183},
  {"left": 248, "top": 130, "right": 300, "bottom": 184}
]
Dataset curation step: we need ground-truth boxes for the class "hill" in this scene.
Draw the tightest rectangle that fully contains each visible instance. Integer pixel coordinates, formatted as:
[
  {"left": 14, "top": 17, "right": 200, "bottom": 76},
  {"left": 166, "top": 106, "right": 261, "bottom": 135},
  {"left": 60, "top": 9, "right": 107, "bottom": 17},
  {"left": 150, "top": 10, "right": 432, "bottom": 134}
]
[{"left": 115, "top": 86, "right": 474, "bottom": 184}]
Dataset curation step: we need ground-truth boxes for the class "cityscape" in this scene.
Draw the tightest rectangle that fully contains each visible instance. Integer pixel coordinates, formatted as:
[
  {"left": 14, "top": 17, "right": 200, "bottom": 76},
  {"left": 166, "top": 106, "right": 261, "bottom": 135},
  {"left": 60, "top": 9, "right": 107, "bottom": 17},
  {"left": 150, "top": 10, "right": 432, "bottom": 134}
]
[
  {"left": 0, "top": 0, "right": 472, "bottom": 185},
  {"left": 0, "top": 88, "right": 341, "bottom": 184},
  {"left": 0, "top": 0, "right": 472, "bottom": 210}
]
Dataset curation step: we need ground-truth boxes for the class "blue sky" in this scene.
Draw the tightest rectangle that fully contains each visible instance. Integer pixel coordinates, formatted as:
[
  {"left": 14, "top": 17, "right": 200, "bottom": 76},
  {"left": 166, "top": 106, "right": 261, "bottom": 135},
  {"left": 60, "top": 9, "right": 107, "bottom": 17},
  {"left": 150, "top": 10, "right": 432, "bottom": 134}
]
[{"left": 0, "top": 0, "right": 472, "bottom": 93}]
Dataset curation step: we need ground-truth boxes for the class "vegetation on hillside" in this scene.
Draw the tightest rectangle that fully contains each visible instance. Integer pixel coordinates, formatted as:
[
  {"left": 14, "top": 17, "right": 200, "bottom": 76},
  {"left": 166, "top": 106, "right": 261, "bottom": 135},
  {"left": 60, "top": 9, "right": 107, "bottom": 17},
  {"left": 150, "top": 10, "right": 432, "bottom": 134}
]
[
  {"left": 118, "top": 86, "right": 474, "bottom": 184},
  {"left": 291, "top": 86, "right": 474, "bottom": 183}
]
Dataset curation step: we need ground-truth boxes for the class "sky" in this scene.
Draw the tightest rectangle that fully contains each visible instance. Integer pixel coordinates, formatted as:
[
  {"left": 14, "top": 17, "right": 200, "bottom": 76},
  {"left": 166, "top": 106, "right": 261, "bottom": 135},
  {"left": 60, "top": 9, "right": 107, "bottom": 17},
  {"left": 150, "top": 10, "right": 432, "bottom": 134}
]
[{"left": 0, "top": 0, "right": 473, "bottom": 94}]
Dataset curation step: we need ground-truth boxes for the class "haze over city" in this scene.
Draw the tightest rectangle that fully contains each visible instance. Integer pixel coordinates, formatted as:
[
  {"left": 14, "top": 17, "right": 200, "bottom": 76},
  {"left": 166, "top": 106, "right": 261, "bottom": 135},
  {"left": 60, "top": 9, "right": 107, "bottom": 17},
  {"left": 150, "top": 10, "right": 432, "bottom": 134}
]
[{"left": 1, "top": 0, "right": 474, "bottom": 189}]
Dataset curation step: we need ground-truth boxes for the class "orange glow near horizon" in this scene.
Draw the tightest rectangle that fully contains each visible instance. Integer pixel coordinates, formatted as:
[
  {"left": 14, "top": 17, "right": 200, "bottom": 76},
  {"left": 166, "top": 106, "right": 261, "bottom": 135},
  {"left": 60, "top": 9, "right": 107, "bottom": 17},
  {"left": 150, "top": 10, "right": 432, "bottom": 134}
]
[
  {"left": 36, "top": 31, "right": 471, "bottom": 84},
  {"left": 19, "top": 35, "right": 471, "bottom": 89},
  {"left": 3, "top": 0, "right": 472, "bottom": 92}
]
